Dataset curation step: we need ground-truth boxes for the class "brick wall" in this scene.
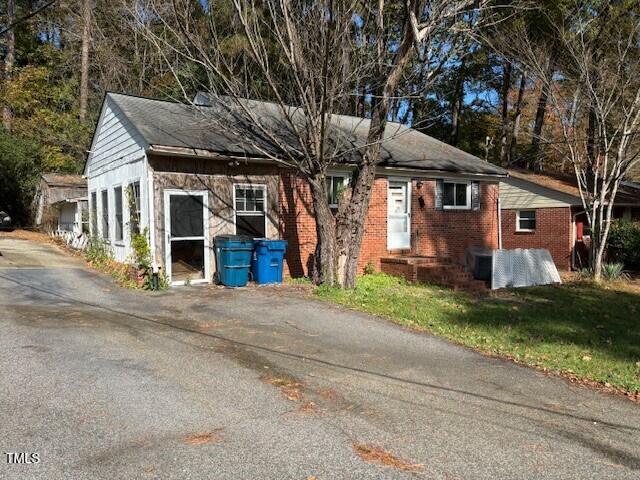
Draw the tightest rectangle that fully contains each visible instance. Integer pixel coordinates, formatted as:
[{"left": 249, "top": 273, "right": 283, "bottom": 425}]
[
  {"left": 279, "top": 172, "right": 500, "bottom": 277},
  {"left": 501, "top": 207, "right": 573, "bottom": 270}
]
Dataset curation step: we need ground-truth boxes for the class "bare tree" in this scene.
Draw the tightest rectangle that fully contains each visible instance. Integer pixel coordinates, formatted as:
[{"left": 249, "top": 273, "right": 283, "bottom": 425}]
[
  {"left": 126, "top": 0, "right": 490, "bottom": 287},
  {"left": 2, "top": 0, "right": 15, "bottom": 130},
  {"left": 514, "top": 1, "right": 640, "bottom": 280},
  {"left": 79, "top": 0, "right": 91, "bottom": 121}
]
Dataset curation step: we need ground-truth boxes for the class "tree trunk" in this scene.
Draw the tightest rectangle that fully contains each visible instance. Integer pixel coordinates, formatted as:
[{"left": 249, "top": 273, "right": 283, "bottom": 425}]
[
  {"left": 2, "top": 0, "right": 15, "bottom": 131},
  {"left": 498, "top": 60, "right": 512, "bottom": 165},
  {"left": 79, "top": 0, "right": 91, "bottom": 122},
  {"left": 509, "top": 69, "right": 527, "bottom": 166},
  {"left": 530, "top": 52, "right": 556, "bottom": 170},
  {"left": 449, "top": 58, "right": 466, "bottom": 146},
  {"left": 308, "top": 174, "right": 337, "bottom": 285}
]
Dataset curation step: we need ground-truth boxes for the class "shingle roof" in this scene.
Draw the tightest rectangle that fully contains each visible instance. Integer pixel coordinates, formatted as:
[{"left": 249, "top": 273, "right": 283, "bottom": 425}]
[
  {"left": 508, "top": 169, "right": 640, "bottom": 206},
  {"left": 41, "top": 173, "right": 86, "bottom": 188},
  {"left": 107, "top": 92, "right": 506, "bottom": 177}
]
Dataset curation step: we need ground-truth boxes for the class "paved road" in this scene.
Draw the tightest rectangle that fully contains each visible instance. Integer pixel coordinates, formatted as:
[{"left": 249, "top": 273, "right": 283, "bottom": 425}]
[{"left": 1, "top": 237, "right": 639, "bottom": 479}]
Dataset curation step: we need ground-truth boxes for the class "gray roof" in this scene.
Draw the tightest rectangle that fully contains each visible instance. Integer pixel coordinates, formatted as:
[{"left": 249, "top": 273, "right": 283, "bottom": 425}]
[
  {"left": 41, "top": 173, "right": 86, "bottom": 188},
  {"left": 107, "top": 92, "right": 506, "bottom": 176}
]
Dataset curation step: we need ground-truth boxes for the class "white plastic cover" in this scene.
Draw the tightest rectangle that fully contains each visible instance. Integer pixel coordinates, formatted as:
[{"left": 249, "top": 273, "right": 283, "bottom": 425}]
[{"left": 491, "top": 249, "right": 561, "bottom": 290}]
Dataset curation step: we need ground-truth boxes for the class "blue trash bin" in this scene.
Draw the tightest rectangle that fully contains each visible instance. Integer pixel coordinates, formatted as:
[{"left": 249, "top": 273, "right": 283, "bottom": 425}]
[
  {"left": 214, "top": 235, "right": 254, "bottom": 287},
  {"left": 251, "top": 239, "right": 288, "bottom": 284}
]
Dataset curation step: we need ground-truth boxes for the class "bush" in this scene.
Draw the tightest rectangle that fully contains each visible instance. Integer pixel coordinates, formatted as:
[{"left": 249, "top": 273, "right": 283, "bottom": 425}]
[
  {"left": 607, "top": 219, "right": 640, "bottom": 269},
  {"left": 85, "top": 237, "right": 113, "bottom": 266}
]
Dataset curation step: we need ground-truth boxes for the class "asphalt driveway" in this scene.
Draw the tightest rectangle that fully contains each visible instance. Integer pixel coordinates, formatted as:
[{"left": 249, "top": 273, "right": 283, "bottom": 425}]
[{"left": 1, "top": 236, "right": 639, "bottom": 479}]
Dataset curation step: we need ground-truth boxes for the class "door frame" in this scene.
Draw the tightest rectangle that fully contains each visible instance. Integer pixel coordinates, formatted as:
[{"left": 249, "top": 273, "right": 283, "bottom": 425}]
[
  {"left": 387, "top": 178, "right": 412, "bottom": 250},
  {"left": 163, "top": 189, "right": 210, "bottom": 285}
]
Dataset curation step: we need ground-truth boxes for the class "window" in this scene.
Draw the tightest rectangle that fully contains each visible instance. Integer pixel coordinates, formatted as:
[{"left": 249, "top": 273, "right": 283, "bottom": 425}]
[
  {"left": 443, "top": 181, "right": 470, "bottom": 209},
  {"left": 80, "top": 200, "right": 89, "bottom": 234},
  {"left": 234, "top": 185, "right": 266, "bottom": 238},
  {"left": 326, "top": 174, "right": 349, "bottom": 208},
  {"left": 128, "top": 181, "right": 141, "bottom": 235},
  {"left": 101, "top": 190, "right": 109, "bottom": 240},
  {"left": 517, "top": 210, "right": 536, "bottom": 232},
  {"left": 114, "top": 186, "right": 123, "bottom": 242},
  {"left": 90, "top": 191, "right": 97, "bottom": 236}
]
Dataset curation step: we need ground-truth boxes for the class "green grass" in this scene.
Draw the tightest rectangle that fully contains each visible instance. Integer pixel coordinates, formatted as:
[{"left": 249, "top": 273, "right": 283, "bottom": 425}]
[{"left": 316, "top": 273, "right": 640, "bottom": 394}]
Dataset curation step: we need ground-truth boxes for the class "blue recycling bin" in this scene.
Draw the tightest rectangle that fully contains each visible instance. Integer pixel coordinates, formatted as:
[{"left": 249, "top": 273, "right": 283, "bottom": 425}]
[
  {"left": 251, "top": 239, "right": 288, "bottom": 284},
  {"left": 214, "top": 235, "right": 254, "bottom": 287}
]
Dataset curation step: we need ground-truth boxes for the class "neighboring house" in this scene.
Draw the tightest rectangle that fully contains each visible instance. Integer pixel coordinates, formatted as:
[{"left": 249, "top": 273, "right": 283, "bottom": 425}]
[
  {"left": 84, "top": 92, "right": 507, "bottom": 286},
  {"left": 500, "top": 170, "right": 640, "bottom": 270},
  {"left": 33, "top": 174, "right": 88, "bottom": 234}
]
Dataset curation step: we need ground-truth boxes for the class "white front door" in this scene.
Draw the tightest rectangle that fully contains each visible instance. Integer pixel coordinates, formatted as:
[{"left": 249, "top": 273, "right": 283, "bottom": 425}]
[
  {"left": 387, "top": 180, "right": 411, "bottom": 250},
  {"left": 164, "top": 190, "right": 210, "bottom": 285}
]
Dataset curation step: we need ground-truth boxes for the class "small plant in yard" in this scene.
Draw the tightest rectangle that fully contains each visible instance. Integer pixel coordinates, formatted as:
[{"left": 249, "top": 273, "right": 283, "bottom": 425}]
[
  {"left": 601, "top": 262, "right": 630, "bottom": 281},
  {"left": 85, "top": 237, "right": 113, "bottom": 266},
  {"left": 364, "top": 260, "right": 376, "bottom": 275}
]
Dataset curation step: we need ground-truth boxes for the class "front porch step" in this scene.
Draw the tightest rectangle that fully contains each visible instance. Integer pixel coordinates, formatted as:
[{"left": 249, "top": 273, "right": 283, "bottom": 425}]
[{"left": 380, "top": 256, "right": 487, "bottom": 294}]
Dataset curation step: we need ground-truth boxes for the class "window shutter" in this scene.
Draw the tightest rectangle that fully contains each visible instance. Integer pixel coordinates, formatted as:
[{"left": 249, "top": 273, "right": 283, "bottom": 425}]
[
  {"left": 435, "top": 179, "right": 444, "bottom": 210},
  {"left": 471, "top": 181, "right": 480, "bottom": 211}
]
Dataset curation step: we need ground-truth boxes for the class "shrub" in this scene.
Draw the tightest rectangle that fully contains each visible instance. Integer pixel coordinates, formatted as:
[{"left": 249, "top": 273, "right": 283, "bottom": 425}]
[
  {"left": 364, "top": 261, "right": 376, "bottom": 275},
  {"left": 601, "top": 262, "right": 630, "bottom": 281},
  {"left": 131, "top": 228, "right": 152, "bottom": 271},
  {"left": 85, "top": 237, "right": 113, "bottom": 266},
  {"left": 607, "top": 219, "right": 640, "bottom": 269}
]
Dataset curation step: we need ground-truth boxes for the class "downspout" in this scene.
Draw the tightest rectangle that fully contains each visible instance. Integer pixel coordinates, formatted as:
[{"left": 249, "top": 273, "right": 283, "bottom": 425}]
[
  {"left": 145, "top": 153, "right": 158, "bottom": 273},
  {"left": 497, "top": 197, "right": 503, "bottom": 249}
]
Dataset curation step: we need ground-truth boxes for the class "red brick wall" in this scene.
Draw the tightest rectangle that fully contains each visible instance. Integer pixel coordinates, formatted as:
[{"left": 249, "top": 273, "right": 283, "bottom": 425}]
[
  {"left": 501, "top": 207, "right": 573, "bottom": 270},
  {"left": 411, "top": 180, "right": 500, "bottom": 265},
  {"left": 279, "top": 172, "right": 500, "bottom": 277}
]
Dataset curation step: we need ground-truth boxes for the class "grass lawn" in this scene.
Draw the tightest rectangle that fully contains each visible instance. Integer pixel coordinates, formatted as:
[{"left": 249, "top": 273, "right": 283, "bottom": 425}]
[{"left": 316, "top": 273, "right": 640, "bottom": 396}]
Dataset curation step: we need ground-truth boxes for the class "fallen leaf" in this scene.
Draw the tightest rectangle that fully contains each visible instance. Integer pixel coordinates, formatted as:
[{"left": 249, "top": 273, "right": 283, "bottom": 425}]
[
  {"left": 353, "top": 443, "right": 423, "bottom": 472},
  {"left": 183, "top": 430, "right": 223, "bottom": 446},
  {"left": 582, "top": 355, "right": 592, "bottom": 362}
]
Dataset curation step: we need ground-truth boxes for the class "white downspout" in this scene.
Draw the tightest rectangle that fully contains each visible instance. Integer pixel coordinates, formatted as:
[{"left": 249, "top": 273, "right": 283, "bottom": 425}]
[{"left": 497, "top": 197, "right": 503, "bottom": 249}]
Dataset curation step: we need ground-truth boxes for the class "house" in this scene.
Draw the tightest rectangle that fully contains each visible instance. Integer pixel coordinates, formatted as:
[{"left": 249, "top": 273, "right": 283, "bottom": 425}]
[
  {"left": 33, "top": 173, "right": 88, "bottom": 234},
  {"left": 500, "top": 170, "right": 640, "bottom": 270},
  {"left": 84, "top": 92, "right": 507, "bottom": 286}
]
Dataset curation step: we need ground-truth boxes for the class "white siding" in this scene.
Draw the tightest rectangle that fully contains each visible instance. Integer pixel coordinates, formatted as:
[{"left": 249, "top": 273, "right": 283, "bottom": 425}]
[
  {"left": 86, "top": 97, "right": 148, "bottom": 177},
  {"left": 500, "top": 178, "right": 578, "bottom": 209},
  {"left": 86, "top": 97, "right": 150, "bottom": 263}
]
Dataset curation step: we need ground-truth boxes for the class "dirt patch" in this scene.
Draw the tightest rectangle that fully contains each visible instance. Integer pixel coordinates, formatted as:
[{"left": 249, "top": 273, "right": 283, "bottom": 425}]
[
  {"left": 0, "top": 229, "right": 54, "bottom": 244},
  {"left": 353, "top": 443, "right": 423, "bottom": 472},
  {"left": 183, "top": 430, "right": 223, "bottom": 446}
]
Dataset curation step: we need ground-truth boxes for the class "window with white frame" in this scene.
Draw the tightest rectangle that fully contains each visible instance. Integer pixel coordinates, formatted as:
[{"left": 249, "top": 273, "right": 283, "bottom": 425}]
[
  {"left": 326, "top": 174, "right": 349, "bottom": 208},
  {"left": 80, "top": 200, "right": 89, "bottom": 234},
  {"left": 128, "top": 181, "right": 141, "bottom": 235},
  {"left": 517, "top": 210, "right": 536, "bottom": 232},
  {"left": 443, "top": 181, "right": 470, "bottom": 209},
  {"left": 234, "top": 185, "right": 266, "bottom": 238},
  {"left": 114, "top": 186, "right": 123, "bottom": 242},
  {"left": 101, "top": 190, "right": 109, "bottom": 240},
  {"left": 90, "top": 191, "right": 97, "bottom": 235}
]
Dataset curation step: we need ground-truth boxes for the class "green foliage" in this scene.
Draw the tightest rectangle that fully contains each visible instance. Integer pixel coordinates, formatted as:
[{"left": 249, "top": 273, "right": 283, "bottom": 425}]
[
  {"left": 0, "top": 130, "right": 41, "bottom": 225},
  {"left": 85, "top": 237, "right": 113, "bottom": 266},
  {"left": 318, "top": 273, "right": 640, "bottom": 394},
  {"left": 131, "top": 228, "right": 152, "bottom": 271},
  {"left": 607, "top": 220, "right": 640, "bottom": 269},
  {"left": 601, "top": 263, "right": 630, "bottom": 281},
  {"left": 363, "top": 261, "right": 376, "bottom": 275}
]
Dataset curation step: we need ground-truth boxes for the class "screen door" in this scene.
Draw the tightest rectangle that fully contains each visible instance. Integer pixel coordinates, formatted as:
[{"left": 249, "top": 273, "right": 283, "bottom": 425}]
[
  {"left": 387, "top": 181, "right": 411, "bottom": 250},
  {"left": 164, "top": 191, "right": 209, "bottom": 284}
]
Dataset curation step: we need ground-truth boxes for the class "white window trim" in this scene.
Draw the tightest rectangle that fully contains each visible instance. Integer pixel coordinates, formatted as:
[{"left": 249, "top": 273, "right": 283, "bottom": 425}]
[
  {"left": 125, "top": 177, "right": 143, "bottom": 244},
  {"left": 233, "top": 183, "right": 268, "bottom": 237},
  {"left": 326, "top": 172, "right": 351, "bottom": 208},
  {"left": 516, "top": 209, "right": 537, "bottom": 232},
  {"left": 89, "top": 190, "right": 97, "bottom": 237},
  {"left": 100, "top": 189, "right": 110, "bottom": 242},
  {"left": 113, "top": 184, "right": 125, "bottom": 245},
  {"left": 443, "top": 180, "right": 471, "bottom": 210}
]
